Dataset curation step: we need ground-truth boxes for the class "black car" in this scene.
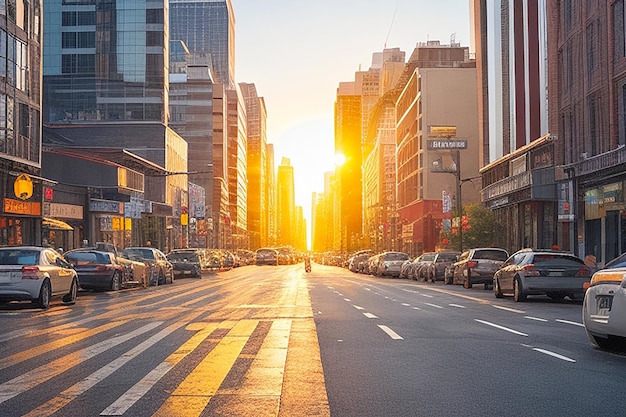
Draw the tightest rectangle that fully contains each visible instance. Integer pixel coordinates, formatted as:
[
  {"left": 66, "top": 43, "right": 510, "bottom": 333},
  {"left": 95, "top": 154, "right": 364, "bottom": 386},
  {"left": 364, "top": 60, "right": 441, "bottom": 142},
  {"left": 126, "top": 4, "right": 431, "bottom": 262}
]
[
  {"left": 65, "top": 249, "right": 126, "bottom": 291},
  {"left": 451, "top": 248, "right": 509, "bottom": 289},
  {"left": 167, "top": 249, "right": 205, "bottom": 278}
]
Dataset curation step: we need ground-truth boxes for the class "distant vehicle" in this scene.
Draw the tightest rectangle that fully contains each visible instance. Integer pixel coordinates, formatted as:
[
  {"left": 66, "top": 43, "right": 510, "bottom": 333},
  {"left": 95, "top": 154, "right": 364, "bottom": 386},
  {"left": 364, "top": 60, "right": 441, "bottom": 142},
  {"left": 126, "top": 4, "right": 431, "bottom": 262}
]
[
  {"left": 64, "top": 249, "right": 126, "bottom": 291},
  {"left": 452, "top": 248, "right": 509, "bottom": 289},
  {"left": 166, "top": 248, "right": 205, "bottom": 278},
  {"left": 121, "top": 247, "right": 174, "bottom": 286},
  {"left": 255, "top": 248, "right": 279, "bottom": 266},
  {"left": 409, "top": 252, "right": 437, "bottom": 281},
  {"left": 582, "top": 251, "right": 626, "bottom": 349},
  {"left": 494, "top": 248, "right": 592, "bottom": 302},
  {"left": 349, "top": 253, "right": 373, "bottom": 273},
  {"left": 372, "top": 252, "right": 410, "bottom": 277},
  {"left": 0, "top": 246, "right": 78, "bottom": 308},
  {"left": 426, "top": 251, "right": 460, "bottom": 282},
  {"left": 205, "top": 249, "right": 224, "bottom": 271}
]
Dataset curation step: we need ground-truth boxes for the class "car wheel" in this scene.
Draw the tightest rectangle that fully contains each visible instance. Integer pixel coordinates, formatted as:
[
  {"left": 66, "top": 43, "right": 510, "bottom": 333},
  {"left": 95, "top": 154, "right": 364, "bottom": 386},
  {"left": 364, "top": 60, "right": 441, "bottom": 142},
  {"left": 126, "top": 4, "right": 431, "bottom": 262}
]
[
  {"left": 589, "top": 333, "right": 612, "bottom": 350},
  {"left": 514, "top": 278, "right": 527, "bottom": 302},
  {"left": 167, "top": 271, "right": 174, "bottom": 284},
  {"left": 63, "top": 278, "right": 78, "bottom": 304},
  {"left": 194, "top": 266, "right": 201, "bottom": 278},
  {"left": 444, "top": 274, "right": 452, "bottom": 285},
  {"left": 110, "top": 272, "right": 122, "bottom": 291},
  {"left": 35, "top": 279, "right": 51, "bottom": 309},
  {"left": 494, "top": 278, "right": 504, "bottom": 298}
]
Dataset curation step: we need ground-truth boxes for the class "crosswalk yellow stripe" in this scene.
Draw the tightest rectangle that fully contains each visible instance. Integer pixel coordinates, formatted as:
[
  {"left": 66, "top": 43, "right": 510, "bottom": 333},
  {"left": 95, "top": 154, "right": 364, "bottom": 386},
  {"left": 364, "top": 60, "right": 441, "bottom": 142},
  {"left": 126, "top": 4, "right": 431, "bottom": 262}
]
[{"left": 153, "top": 320, "right": 259, "bottom": 417}]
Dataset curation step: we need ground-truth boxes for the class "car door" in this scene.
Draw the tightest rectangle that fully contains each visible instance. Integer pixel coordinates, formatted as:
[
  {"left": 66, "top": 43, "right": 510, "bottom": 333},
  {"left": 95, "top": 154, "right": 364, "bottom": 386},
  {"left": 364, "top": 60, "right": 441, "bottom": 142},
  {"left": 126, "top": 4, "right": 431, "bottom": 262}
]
[
  {"left": 46, "top": 249, "right": 73, "bottom": 295},
  {"left": 453, "top": 251, "right": 469, "bottom": 284},
  {"left": 498, "top": 253, "right": 526, "bottom": 292}
]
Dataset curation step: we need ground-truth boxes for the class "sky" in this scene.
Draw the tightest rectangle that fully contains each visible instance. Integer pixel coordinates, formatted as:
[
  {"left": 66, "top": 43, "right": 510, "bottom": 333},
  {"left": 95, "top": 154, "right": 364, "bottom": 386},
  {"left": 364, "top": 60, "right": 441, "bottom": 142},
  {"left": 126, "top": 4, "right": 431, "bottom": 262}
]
[{"left": 233, "top": 0, "right": 471, "bottom": 245}]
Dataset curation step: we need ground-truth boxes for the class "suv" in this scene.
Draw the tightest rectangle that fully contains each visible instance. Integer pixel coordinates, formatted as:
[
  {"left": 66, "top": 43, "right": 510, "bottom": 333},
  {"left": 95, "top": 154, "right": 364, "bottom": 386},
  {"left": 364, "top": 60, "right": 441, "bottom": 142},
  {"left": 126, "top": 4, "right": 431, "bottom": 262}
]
[
  {"left": 494, "top": 248, "right": 592, "bottom": 302},
  {"left": 452, "top": 248, "right": 509, "bottom": 289},
  {"left": 427, "top": 251, "right": 460, "bottom": 283}
]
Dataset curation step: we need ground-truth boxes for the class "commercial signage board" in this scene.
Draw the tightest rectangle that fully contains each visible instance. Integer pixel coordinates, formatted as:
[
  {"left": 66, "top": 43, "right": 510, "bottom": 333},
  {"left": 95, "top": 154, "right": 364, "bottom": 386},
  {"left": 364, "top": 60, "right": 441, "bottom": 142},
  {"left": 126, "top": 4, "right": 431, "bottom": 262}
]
[
  {"left": 427, "top": 125, "right": 457, "bottom": 138},
  {"left": 427, "top": 139, "right": 467, "bottom": 150}
]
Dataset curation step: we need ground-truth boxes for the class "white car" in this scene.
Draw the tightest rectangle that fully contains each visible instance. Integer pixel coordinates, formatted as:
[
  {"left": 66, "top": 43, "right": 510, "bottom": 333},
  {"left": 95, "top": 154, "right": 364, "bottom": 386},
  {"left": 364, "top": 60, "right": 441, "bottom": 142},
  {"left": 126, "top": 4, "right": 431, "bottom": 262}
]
[
  {"left": 582, "top": 253, "right": 626, "bottom": 350},
  {"left": 0, "top": 246, "right": 79, "bottom": 309}
]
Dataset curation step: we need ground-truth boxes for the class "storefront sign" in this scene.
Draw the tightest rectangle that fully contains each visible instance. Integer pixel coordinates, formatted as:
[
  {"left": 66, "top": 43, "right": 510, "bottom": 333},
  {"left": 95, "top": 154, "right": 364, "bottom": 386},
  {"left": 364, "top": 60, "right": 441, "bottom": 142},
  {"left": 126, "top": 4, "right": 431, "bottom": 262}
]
[
  {"left": 44, "top": 203, "right": 83, "bottom": 220},
  {"left": 427, "top": 139, "right": 467, "bottom": 150},
  {"left": 4, "top": 198, "right": 41, "bottom": 215},
  {"left": 90, "top": 199, "right": 123, "bottom": 214},
  {"left": 484, "top": 172, "right": 531, "bottom": 200},
  {"left": 427, "top": 125, "right": 457, "bottom": 138}
]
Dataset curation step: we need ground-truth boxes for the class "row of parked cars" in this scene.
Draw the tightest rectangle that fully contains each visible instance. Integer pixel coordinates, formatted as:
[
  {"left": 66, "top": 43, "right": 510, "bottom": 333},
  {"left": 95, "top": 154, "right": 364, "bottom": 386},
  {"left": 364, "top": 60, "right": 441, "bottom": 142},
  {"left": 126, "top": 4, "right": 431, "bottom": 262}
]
[
  {"left": 348, "top": 246, "right": 626, "bottom": 350},
  {"left": 0, "top": 244, "right": 250, "bottom": 309}
]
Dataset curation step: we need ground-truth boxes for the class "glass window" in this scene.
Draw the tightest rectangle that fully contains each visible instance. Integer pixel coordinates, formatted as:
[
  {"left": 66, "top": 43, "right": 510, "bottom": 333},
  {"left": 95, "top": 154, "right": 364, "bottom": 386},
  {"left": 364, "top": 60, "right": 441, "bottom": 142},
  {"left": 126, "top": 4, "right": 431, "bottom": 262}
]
[
  {"left": 77, "top": 11, "right": 95, "bottom": 26},
  {"left": 62, "top": 11, "right": 76, "bottom": 26},
  {"left": 78, "top": 32, "right": 95, "bottom": 48},
  {"left": 62, "top": 32, "right": 76, "bottom": 48}
]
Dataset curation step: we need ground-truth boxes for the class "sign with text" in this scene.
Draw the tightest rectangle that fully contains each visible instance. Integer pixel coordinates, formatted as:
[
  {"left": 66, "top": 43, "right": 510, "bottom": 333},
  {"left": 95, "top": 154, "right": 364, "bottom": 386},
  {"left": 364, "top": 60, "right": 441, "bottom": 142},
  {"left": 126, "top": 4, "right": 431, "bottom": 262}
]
[
  {"left": 427, "top": 139, "right": 467, "bottom": 150},
  {"left": 427, "top": 125, "right": 457, "bottom": 138}
]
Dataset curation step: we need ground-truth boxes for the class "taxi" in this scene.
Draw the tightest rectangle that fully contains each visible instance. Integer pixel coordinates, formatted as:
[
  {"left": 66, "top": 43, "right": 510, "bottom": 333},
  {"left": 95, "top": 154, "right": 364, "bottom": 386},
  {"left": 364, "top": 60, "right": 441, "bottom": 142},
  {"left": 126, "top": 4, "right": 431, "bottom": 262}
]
[{"left": 582, "top": 253, "right": 626, "bottom": 350}]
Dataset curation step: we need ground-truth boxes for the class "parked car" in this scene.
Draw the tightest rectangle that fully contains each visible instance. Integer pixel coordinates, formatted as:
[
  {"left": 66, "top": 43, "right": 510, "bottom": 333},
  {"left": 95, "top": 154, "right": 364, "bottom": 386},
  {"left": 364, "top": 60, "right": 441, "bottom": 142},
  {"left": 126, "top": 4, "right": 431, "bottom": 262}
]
[
  {"left": 399, "top": 256, "right": 417, "bottom": 279},
  {"left": 409, "top": 252, "right": 437, "bottom": 281},
  {"left": 206, "top": 249, "right": 224, "bottom": 270},
  {"left": 372, "top": 251, "right": 410, "bottom": 277},
  {"left": 582, "top": 252, "right": 626, "bottom": 349},
  {"left": 494, "top": 248, "right": 592, "bottom": 302},
  {"left": 427, "top": 251, "right": 461, "bottom": 282},
  {"left": 452, "top": 247, "right": 509, "bottom": 289},
  {"left": 0, "top": 246, "right": 78, "bottom": 308},
  {"left": 255, "top": 248, "right": 279, "bottom": 266},
  {"left": 92, "top": 242, "right": 144, "bottom": 286},
  {"left": 349, "top": 253, "right": 373, "bottom": 273},
  {"left": 121, "top": 247, "right": 174, "bottom": 286},
  {"left": 166, "top": 248, "right": 205, "bottom": 278},
  {"left": 64, "top": 249, "right": 126, "bottom": 291}
]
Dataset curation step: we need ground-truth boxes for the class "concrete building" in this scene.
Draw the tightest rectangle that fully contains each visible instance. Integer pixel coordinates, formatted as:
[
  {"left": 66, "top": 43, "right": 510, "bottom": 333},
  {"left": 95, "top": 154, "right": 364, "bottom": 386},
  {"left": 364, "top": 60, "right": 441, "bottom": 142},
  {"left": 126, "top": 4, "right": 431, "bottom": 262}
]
[
  {"left": 276, "top": 157, "right": 295, "bottom": 247},
  {"left": 240, "top": 83, "right": 268, "bottom": 250},
  {"left": 473, "top": 1, "right": 557, "bottom": 254},
  {"left": 0, "top": 0, "right": 44, "bottom": 246}
]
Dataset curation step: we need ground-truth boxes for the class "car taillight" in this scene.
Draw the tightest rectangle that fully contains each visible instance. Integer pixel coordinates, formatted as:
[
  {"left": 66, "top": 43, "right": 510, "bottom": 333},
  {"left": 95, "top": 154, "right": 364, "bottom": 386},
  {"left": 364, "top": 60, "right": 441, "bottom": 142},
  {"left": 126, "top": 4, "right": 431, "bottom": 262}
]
[
  {"left": 467, "top": 261, "right": 477, "bottom": 269},
  {"left": 576, "top": 266, "right": 591, "bottom": 277},
  {"left": 22, "top": 266, "right": 41, "bottom": 279},
  {"left": 522, "top": 264, "right": 540, "bottom": 276},
  {"left": 95, "top": 265, "right": 115, "bottom": 272}
]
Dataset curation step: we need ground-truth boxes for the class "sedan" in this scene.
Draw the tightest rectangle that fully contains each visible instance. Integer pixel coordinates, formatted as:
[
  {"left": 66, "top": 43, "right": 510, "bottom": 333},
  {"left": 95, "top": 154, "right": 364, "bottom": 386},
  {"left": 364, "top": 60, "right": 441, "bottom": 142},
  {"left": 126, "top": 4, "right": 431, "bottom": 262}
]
[
  {"left": 582, "top": 252, "right": 626, "bottom": 350},
  {"left": 64, "top": 249, "right": 125, "bottom": 291},
  {"left": 0, "top": 246, "right": 78, "bottom": 308},
  {"left": 167, "top": 249, "right": 204, "bottom": 278},
  {"left": 494, "top": 248, "right": 592, "bottom": 302},
  {"left": 121, "top": 247, "right": 174, "bottom": 286}
]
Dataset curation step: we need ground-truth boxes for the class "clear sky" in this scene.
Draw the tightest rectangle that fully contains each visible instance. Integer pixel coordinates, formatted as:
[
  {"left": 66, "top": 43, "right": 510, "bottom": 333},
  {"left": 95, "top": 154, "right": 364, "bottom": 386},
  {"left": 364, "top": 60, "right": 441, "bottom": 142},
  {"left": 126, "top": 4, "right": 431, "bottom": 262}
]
[{"left": 233, "top": 0, "right": 471, "bottom": 247}]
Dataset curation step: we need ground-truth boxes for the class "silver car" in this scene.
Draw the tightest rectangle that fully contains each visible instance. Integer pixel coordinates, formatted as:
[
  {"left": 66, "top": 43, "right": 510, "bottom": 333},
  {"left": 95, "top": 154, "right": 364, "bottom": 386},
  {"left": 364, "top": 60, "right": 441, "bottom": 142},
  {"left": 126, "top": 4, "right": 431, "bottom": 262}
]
[
  {"left": 0, "top": 246, "right": 79, "bottom": 308},
  {"left": 373, "top": 252, "right": 410, "bottom": 277},
  {"left": 582, "top": 252, "right": 626, "bottom": 350}
]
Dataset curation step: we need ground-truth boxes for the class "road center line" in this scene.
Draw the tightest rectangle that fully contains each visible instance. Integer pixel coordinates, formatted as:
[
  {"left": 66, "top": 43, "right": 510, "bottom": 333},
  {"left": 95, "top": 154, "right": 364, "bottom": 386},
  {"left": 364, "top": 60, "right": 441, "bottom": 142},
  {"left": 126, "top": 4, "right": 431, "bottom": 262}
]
[
  {"left": 363, "top": 312, "right": 378, "bottom": 319},
  {"left": 492, "top": 305, "right": 526, "bottom": 314},
  {"left": 449, "top": 304, "right": 465, "bottom": 308},
  {"left": 352, "top": 305, "right": 365, "bottom": 310},
  {"left": 532, "top": 348, "right": 576, "bottom": 363},
  {"left": 475, "top": 319, "right": 528, "bottom": 336},
  {"left": 424, "top": 303, "right": 443, "bottom": 309},
  {"left": 525, "top": 316, "right": 548, "bottom": 322},
  {"left": 377, "top": 325, "right": 404, "bottom": 340}
]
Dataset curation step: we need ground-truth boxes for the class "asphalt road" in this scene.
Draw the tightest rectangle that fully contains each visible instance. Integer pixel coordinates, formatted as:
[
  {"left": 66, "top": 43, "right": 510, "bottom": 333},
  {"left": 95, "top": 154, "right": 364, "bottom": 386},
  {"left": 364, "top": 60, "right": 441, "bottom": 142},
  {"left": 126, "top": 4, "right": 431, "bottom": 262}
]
[{"left": 0, "top": 263, "right": 624, "bottom": 417}]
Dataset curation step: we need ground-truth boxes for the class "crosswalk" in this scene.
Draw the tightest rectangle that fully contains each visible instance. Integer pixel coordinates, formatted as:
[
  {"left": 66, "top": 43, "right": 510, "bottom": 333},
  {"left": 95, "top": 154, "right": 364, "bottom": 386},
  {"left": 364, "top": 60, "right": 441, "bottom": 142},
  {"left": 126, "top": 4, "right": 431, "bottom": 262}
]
[{"left": 0, "top": 271, "right": 330, "bottom": 417}]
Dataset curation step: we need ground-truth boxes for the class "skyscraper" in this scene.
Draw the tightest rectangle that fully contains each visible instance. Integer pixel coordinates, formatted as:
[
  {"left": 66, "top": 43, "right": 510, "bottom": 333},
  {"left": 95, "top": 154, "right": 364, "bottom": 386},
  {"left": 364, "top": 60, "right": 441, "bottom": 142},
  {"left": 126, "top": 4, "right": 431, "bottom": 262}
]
[
  {"left": 169, "top": 0, "right": 235, "bottom": 87},
  {"left": 276, "top": 157, "right": 295, "bottom": 247}
]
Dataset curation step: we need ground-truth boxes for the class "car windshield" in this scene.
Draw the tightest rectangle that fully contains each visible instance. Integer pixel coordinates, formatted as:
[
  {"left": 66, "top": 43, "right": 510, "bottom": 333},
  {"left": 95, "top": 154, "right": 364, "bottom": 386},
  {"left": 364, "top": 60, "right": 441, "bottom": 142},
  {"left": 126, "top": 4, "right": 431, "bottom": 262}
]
[
  {"left": 386, "top": 253, "right": 409, "bottom": 261},
  {"left": 438, "top": 253, "right": 458, "bottom": 261},
  {"left": 474, "top": 249, "right": 508, "bottom": 261},
  {"left": 122, "top": 248, "right": 155, "bottom": 260},
  {"left": 0, "top": 249, "right": 40, "bottom": 265},
  {"left": 168, "top": 252, "right": 199, "bottom": 261},
  {"left": 605, "top": 252, "right": 626, "bottom": 269},
  {"left": 532, "top": 254, "right": 583, "bottom": 267},
  {"left": 66, "top": 251, "right": 111, "bottom": 264}
]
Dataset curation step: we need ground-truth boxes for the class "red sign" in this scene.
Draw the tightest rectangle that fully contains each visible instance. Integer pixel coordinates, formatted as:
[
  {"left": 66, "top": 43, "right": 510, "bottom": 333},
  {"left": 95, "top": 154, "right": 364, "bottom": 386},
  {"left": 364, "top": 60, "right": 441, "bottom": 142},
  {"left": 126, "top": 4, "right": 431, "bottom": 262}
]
[{"left": 45, "top": 187, "right": 54, "bottom": 200}]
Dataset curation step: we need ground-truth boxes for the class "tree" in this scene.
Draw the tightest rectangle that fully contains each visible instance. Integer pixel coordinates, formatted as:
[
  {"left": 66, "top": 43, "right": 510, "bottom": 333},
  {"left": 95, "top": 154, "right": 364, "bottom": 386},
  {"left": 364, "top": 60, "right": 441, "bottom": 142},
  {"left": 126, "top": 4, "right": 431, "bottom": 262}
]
[{"left": 441, "top": 203, "right": 506, "bottom": 250}]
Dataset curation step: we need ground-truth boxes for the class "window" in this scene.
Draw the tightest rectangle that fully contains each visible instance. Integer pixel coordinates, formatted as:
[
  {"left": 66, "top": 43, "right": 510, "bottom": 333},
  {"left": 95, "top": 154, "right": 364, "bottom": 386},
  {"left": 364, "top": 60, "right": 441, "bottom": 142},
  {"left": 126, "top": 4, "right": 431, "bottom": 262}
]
[
  {"left": 78, "top": 32, "right": 95, "bottom": 48},
  {"left": 77, "top": 11, "right": 95, "bottom": 26},
  {"left": 62, "top": 32, "right": 76, "bottom": 48},
  {"left": 62, "top": 11, "right": 76, "bottom": 26}
]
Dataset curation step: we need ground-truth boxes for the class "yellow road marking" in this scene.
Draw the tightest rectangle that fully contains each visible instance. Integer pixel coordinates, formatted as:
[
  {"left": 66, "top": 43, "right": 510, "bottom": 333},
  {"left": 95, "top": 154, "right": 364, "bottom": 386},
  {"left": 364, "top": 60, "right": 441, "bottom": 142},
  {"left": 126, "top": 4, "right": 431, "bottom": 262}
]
[{"left": 153, "top": 320, "right": 259, "bottom": 417}]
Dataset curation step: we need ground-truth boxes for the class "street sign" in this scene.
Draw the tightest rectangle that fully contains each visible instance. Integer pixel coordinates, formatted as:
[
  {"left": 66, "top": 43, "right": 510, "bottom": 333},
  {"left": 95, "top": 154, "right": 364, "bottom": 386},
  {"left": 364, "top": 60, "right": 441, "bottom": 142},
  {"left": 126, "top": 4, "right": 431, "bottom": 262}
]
[{"left": 427, "top": 139, "right": 467, "bottom": 150}]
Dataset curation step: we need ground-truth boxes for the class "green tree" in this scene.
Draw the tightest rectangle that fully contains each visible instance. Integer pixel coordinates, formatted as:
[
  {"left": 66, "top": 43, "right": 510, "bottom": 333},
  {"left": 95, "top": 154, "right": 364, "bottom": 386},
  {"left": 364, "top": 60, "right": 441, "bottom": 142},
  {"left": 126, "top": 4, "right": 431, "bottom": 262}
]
[{"left": 441, "top": 203, "right": 506, "bottom": 250}]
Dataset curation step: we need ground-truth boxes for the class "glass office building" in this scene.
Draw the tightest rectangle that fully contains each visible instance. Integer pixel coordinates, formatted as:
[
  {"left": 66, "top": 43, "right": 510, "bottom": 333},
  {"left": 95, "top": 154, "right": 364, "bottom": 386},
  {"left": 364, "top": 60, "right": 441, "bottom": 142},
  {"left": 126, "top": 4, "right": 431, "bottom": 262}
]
[
  {"left": 169, "top": 0, "right": 234, "bottom": 87},
  {"left": 43, "top": 0, "right": 169, "bottom": 123}
]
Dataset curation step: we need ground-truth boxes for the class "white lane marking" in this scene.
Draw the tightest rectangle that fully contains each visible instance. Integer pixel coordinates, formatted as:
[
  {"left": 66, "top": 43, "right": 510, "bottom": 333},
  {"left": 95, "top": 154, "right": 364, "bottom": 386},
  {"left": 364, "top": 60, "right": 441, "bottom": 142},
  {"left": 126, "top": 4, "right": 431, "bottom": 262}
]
[
  {"left": 378, "top": 325, "right": 404, "bottom": 340},
  {"left": 420, "top": 294, "right": 434, "bottom": 298},
  {"left": 424, "top": 303, "right": 443, "bottom": 309},
  {"left": 365, "top": 288, "right": 371, "bottom": 291},
  {"left": 412, "top": 307, "right": 422, "bottom": 310},
  {"left": 0, "top": 322, "right": 162, "bottom": 404},
  {"left": 449, "top": 304, "right": 465, "bottom": 308},
  {"left": 474, "top": 319, "right": 528, "bottom": 336},
  {"left": 401, "top": 303, "right": 411, "bottom": 307},
  {"left": 525, "top": 316, "right": 548, "bottom": 322},
  {"left": 401, "top": 289, "right": 421, "bottom": 294},
  {"left": 492, "top": 305, "right": 526, "bottom": 314},
  {"left": 352, "top": 305, "right": 365, "bottom": 310},
  {"left": 363, "top": 312, "right": 378, "bottom": 319},
  {"left": 555, "top": 319, "right": 584, "bottom": 327},
  {"left": 344, "top": 298, "right": 351, "bottom": 302},
  {"left": 532, "top": 348, "right": 576, "bottom": 363},
  {"left": 33, "top": 313, "right": 203, "bottom": 417}
]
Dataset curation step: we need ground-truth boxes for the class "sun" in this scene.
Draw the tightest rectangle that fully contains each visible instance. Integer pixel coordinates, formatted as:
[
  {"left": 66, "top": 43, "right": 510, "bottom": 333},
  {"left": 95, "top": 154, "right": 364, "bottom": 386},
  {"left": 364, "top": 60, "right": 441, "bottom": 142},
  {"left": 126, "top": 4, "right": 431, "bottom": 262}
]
[{"left": 334, "top": 153, "right": 346, "bottom": 167}]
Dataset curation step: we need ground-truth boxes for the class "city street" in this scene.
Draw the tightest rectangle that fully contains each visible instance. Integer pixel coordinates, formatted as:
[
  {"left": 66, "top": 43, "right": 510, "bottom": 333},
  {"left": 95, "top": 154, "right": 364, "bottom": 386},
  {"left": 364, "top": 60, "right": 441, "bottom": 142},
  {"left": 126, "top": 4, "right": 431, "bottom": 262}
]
[{"left": 0, "top": 263, "right": 625, "bottom": 417}]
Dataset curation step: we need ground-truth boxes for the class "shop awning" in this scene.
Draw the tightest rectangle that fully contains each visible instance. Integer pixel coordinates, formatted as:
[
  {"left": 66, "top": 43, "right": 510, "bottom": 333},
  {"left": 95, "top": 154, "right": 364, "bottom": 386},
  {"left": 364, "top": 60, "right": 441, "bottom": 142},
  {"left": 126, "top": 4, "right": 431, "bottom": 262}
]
[{"left": 42, "top": 217, "right": 74, "bottom": 231}]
